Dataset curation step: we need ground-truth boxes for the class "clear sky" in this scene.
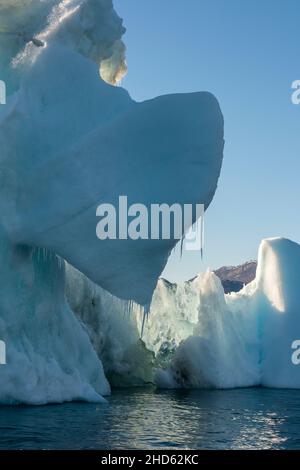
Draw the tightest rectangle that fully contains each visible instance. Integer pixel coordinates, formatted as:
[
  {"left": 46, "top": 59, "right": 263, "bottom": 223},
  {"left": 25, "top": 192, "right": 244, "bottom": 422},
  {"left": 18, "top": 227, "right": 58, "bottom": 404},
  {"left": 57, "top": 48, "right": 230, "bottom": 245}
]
[{"left": 114, "top": 0, "right": 300, "bottom": 281}]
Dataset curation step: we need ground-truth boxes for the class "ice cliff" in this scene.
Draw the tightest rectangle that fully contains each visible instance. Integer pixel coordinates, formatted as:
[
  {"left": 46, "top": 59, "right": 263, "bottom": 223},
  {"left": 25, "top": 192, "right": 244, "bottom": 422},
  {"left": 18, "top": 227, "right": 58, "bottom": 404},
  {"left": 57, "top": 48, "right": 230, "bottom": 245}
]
[{"left": 0, "top": 0, "right": 224, "bottom": 403}]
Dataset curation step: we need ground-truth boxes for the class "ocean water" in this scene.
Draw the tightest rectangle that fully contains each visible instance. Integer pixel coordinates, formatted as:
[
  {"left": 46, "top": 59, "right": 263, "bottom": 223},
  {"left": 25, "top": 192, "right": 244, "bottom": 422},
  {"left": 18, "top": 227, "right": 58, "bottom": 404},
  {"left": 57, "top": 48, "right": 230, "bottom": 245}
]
[{"left": 0, "top": 388, "right": 300, "bottom": 450}]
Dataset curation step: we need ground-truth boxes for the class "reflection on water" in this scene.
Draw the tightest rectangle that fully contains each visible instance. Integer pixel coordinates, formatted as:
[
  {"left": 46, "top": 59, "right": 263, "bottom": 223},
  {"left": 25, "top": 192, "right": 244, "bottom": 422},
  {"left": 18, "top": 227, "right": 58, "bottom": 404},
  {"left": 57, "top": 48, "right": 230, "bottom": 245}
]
[{"left": 0, "top": 388, "right": 300, "bottom": 449}]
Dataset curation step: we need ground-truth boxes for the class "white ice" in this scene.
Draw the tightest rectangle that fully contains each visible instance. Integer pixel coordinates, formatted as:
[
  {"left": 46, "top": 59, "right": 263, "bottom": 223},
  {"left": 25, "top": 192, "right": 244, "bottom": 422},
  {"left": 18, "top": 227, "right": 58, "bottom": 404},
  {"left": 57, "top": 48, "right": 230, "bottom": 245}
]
[
  {"left": 0, "top": 0, "right": 224, "bottom": 404},
  {"left": 65, "top": 237, "right": 300, "bottom": 391},
  {"left": 0, "top": 229, "right": 110, "bottom": 405},
  {"left": 0, "top": 0, "right": 224, "bottom": 306},
  {"left": 154, "top": 238, "right": 300, "bottom": 389}
]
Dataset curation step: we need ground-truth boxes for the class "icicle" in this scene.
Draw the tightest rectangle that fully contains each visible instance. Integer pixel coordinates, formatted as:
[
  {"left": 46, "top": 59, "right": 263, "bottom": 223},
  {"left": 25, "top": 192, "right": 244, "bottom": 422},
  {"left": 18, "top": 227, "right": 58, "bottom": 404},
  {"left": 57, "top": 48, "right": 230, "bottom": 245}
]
[
  {"left": 200, "top": 214, "right": 204, "bottom": 260},
  {"left": 180, "top": 234, "right": 185, "bottom": 258},
  {"left": 56, "top": 255, "right": 65, "bottom": 271},
  {"left": 124, "top": 299, "right": 135, "bottom": 317},
  {"left": 141, "top": 302, "right": 151, "bottom": 338},
  {"left": 171, "top": 242, "right": 177, "bottom": 256}
]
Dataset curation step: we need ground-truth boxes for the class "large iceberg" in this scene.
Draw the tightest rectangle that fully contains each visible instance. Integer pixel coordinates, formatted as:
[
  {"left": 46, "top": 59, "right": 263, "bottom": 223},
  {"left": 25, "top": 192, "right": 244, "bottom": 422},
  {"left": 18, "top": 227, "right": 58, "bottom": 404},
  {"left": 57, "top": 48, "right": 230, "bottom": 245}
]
[
  {"left": 65, "top": 237, "right": 300, "bottom": 391},
  {"left": 0, "top": 0, "right": 298, "bottom": 406},
  {"left": 0, "top": 0, "right": 224, "bottom": 306},
  {"left": 153, "top": 238, "right": 300, "bottom": 389},
  {"left": 0, "top": 0, "right": 224, "bottom": 404}
]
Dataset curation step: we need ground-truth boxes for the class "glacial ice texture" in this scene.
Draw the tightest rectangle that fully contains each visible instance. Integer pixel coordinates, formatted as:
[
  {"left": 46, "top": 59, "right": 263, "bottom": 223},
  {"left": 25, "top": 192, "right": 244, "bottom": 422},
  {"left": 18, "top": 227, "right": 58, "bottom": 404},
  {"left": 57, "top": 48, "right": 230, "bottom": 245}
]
[
  {"left": 0, "top": 0, "right": 224, "bottom": 404},
  {"left": 65, "top": 238, "right": 300, "bottom": 391},
  {"left": 0, "top": 0, "right": 224, "bottom": 306},
  {"left": 153, "top": 238, "right": 300, "bottom": 389},
  {"left": 0, "top": 229, "right": 110, "bottom": 405}
]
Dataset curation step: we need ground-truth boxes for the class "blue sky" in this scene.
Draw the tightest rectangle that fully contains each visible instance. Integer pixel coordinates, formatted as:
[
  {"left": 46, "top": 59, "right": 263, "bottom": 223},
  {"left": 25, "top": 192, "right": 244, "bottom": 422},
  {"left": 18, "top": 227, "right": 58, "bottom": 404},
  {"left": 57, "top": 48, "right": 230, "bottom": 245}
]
[{"left": 114, "top": 0, "right": 300, "bottom": 281}]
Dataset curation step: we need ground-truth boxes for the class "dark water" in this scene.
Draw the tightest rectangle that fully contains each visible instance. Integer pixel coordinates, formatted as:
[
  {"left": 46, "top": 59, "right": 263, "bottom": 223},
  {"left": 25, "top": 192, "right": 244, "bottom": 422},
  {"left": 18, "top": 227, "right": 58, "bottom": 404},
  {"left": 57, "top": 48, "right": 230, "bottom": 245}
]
[{"left": 0, "top": 387, "right": 300, "bottom": 450}]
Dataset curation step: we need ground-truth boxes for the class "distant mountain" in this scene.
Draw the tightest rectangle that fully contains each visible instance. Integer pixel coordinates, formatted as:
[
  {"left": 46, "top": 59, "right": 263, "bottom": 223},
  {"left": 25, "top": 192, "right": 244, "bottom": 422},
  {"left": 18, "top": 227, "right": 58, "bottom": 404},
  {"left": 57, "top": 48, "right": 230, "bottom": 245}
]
[
  {"left": 161, "top": 261, "right": 257, "bottom": 295},
  {"left": 214, "top": 261, "right": 257, "bottom": 293}
]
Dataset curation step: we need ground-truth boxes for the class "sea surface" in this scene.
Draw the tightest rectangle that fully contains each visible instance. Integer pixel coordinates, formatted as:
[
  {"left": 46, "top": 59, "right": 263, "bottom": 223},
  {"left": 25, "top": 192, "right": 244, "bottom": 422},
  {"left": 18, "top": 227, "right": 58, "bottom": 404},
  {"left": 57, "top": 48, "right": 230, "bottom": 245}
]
[{"left": 0, "top": 387, "right": 300, "bottom": 450}]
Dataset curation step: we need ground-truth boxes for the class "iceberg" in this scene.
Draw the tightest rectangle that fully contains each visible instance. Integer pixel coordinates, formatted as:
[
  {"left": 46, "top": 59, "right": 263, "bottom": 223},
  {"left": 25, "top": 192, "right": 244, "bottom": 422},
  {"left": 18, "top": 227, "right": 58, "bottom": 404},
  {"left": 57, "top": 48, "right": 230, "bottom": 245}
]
[
  {"left": 153, "top": 238, "right": 300, "bottom": 390},
  {"left": 65, "top": 238, "right": 300, "bottom": 391},
  {"left": 0, "top": 0, "right": 224, "bottom": 403},
  {"left": 0, "top": 0, "right": 224, "bottom": 306},
  {"left": 0, "top": 0, "right": 298, "bottom": 406}
]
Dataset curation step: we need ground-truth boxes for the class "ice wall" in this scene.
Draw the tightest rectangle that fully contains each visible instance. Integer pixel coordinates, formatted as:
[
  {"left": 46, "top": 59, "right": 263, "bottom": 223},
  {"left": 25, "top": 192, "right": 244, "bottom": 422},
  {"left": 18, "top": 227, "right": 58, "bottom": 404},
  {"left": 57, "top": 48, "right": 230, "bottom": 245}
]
[
  {"left": 0, "top": 229, "right": 110, "bottom": 405},
  {"left": 154, "top": 238, "right": 300, "bottom": 389},
  {"left": 65, "top": 264, "right": 155, "bottom": 387},
  {"left": 65, "top": 238, "right": 300, "bottom": 391},
  {"left": 0, "top": 0, "right": 225, "bottom": 404},
  {"left": 153, "top": 273, "right": 260, "bottom": 389}
]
